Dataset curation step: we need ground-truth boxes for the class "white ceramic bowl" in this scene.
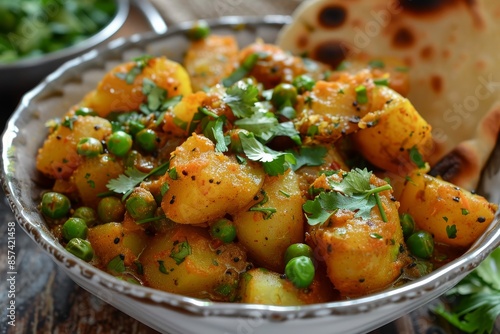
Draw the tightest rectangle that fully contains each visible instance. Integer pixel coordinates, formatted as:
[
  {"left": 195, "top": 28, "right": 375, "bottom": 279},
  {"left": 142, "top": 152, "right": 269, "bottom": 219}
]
[{"left": 2, "top": 16, "right": 500, "bottom": 334}]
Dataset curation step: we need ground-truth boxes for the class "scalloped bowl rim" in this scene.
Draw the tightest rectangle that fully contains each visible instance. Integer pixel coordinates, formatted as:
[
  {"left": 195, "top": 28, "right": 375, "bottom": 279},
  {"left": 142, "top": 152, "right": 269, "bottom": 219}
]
[{"left": 2, "top": 15, "right": 500, "bottom": 322}]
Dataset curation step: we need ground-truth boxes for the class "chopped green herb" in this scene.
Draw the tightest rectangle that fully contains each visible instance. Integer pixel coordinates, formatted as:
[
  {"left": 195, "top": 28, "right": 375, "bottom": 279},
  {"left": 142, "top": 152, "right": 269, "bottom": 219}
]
[
  {"left": 222, "top": 53, "right": 260, "bottom": 87},
  {"left": 409, "top": 146, "right": 426, "bottom": 169},
  {"left": 106, "top": 161, "right": 170, "bottom": 200},
  {"left": 446, "top": 225, "right": 457, "bottom": 239},
  {"left": 170, "top": 241, "right": 192, "bottom": 265},
  {"left": 168, "top": 167, "right": 178, "bottom": 180},
  {"left": 370, "top": 233, "right": 383, "bottom": 239},
  {"left": 223, "top": 84, "right": 259, "bottom": 118},
  {"left": 107, "top": 255, "right": 125, "bottom": 274},
  {"left": 61, "top": 116, "right": 78, "bottom": 130},
  {"left": 160, "top": 183, "right": 170, "bottom": 197},
  {"left": 462, "top": 208, "right": 470, "bottom": 216},
  {"left": 238, "top": 132, "right": 296, "bottom": 176},
  {"left": 287, "top": 145, "right": 328, "bottom": 171},
  {"left": 373, "top": 78, "right": 390, "bottom": 86},
  {"left": 158, "top": 260, "right": 168, "bottom": 274},
  {"left": 355, "top": 85, "right": 369, "bottom": 104},
  {"left": 368, "top": 60, "right": 385, "bottom": 69},
  {"left": 115, "top": 55, "right": 153, "bottom": 84},
  {"left": 303, "top": 168, "right": 392, "bottom": 225}
]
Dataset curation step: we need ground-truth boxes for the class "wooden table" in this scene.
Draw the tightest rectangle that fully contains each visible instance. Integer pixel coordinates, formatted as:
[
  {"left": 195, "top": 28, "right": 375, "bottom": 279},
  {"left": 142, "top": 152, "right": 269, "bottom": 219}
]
[{"left": 0, "top": 2, "right": 482, "bottom": 333}]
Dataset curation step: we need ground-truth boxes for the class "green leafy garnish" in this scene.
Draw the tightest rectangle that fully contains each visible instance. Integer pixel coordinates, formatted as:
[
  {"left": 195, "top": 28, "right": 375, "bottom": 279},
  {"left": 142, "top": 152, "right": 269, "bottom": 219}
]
[
  {"left": 106, "top": 161, "right": 170, "bottom": 200},
  {"left": 170, "top": 241, "right": 192, "bottom": 265},
  {"left": 158, "top": 260, "right": 168, "bottom": 274},
  {"left": 115, "top": 55, "right": 153, "bottom": 84},
  {"left": 303, "top": 168, "right": 392, "bottom": 225},
  {"left": 223, "top": 84, "right": 259, "bottom": 118},
  {"left": 238, "top": 132, "right": 296, "bottom": 176},
  {"left": 287, "top": 146, "right": 328, "bottom": 171},
  {"left": 61, "top": 116, "right": 78, "bottom": 130},
  {"left": 409, "top": 145, "right": 426, "bottom": 169},
  {"left": 107, "top": 255, "right": 125, "bottom": 274},
  {"left": 355, "top": 85, "right": 368, "bottom": 104},
  {"left": 368, "top": 60, "right": 385, "bottom": 69},
  {"left": 446, "top": 224, "right": 457, "bottom": 239},
  {"left": 222, "top": 53, "right": 261, "bottom": 87},
  {"left": 434, "top": 248, "right": 500, "bottom": 334},
  {"left": 249, "top": 190, "right": 276, "bottom": 219},
  {"left": 141, "top": 78, "right": 167, "bottom": 114},
  {"left": 211, "top": 117, "right": 229, "bottom": 153}
]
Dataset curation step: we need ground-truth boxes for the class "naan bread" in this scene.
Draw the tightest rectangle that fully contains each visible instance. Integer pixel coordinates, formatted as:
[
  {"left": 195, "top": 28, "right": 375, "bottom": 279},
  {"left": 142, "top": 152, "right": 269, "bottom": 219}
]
[{"left": 277, "top": 0, "right": 500, "bottom": 191}]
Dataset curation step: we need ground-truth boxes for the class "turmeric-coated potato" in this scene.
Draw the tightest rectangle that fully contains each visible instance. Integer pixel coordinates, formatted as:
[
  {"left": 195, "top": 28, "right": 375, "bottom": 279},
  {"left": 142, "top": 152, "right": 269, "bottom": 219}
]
[
  {"left": 140, "top": 225, "right": 248, "bottom": 301},
  {"left": 162, "top": 134, "right": 265, "bottom": 224},
  {"left": 88, "top": 222, "right": 148, "bottom": 268},
  {"left": 71, "top": 154, "right": 123, "bottom": 208},
  {"left": 81, "top": 57, "right": 192, "bottom": 117},
  {"left": 398, "top": 172, "right": 498, "bottom": 248},
  {"left": 352, "top": 86, "right": 433, "bottom": 175},
  {"left": 237, "top": 266, "right": 337, "bottom": 305},
  {"left": 184, "top": 35, "right": 239, "bottom": 92},
  {"left": 36, "top": 116, "right": 112, "bottom": 179},
  {"left": 233, "top": 170, "right": 305, "bottom": 272},
  {"left": 308, "top": 172, "right": 408, "bottom": 297}
]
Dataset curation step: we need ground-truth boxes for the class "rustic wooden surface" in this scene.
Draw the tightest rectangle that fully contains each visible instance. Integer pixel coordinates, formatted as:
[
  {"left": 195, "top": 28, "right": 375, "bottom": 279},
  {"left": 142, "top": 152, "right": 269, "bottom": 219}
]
[{"left": 0, "top": 1, "right": 494, "bottom": 334}]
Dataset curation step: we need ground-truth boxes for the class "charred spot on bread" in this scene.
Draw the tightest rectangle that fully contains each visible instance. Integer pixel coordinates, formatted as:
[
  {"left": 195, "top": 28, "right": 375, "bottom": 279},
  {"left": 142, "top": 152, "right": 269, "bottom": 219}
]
[{"left": 318, "top": 5, "right": 347, "bottom": 28}]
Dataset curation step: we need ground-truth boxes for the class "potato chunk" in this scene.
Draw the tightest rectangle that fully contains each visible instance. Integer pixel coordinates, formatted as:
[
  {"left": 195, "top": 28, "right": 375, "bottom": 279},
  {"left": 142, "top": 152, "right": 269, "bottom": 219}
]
[
  {"left": 352, "top": 86, "right": 433, "bottom": 175},
  {"left": 398, "top": 172, "right": 498, "bottom": 248},
  {"left": 71, "top": 154, "right": 123, "bottom": 208},
  {"left": 237, "top": 267, "right": 336, "bottom": 306},
  {"left": 161, "top": 134, "right": 265, "bottom": 224},
  {"left": 308, "top": 172, "right": 408, "bottom": 297},
  {"left": 184, "top": 35, "right": 239, "bottom": 92},
  {"left": 81, "top": 57, "right": 192, "bottom": 117},
  {"left": 140, "top": 225, "right": 248, "bottom": 301},
  {"left": 36, "top": 116, "right": 112, "bottom": 179},
  {"left": 233, "top": 170, "right": 305, "bottom": 272},
  {"left": 88, "top": 222, "right": 148, "bottom": 267}
]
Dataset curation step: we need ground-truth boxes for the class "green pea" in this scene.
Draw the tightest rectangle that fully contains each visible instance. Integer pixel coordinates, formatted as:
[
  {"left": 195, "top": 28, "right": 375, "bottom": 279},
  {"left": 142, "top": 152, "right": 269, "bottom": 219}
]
[
  {"left": 407, "top": 230, "right": 434, "bottom": 259},
  {"left": 97, "top": 197, "right": 125, "bottom": 223},
  {"left": 128, "top": 120, "right": 145, "bottom": 136},
  {"left": 400, "top": 213, "right": 415, "bottom": 239},
  {"left": 107, "top": 131, "right": 133, "bottom": 157},
  {"left": 41, "top": 192, "right": 71, "bottom": 219},
  {"left": 285, "top": 256, "right": 315, "bottom": 289},
  {"left": 75, "top": 107, "right": 98, "bottom": 117},
  {"left": 210, "top": 219, "right": 236, "bottom": 243},
  {"left": 271, "top": 83, "right": 298, "bottom": 109},
  {"left": 186, "top": 20, "right": 211, "bottom": 41},
  {"left": 284, "top": 243, "right": 314, "bottom": 264},
  {"left": 77, "top": 137, "right": 103, "bottom": 157},
  {"left": 292, "top": 75, "right": 316, "bottom": 94},
  {"left": 72, "top": 206, "right": 97, "bottom": 227},
  {"left": 65, "top": 238, "right": 94, "bottom": 262},
  {"left": 125, "top": 189, "right": 157, "bottom": 221},
  {"left": 124, "top": 150, "right": 141, "bottom": 169},
  {"left": 62, "top": 217, "right": 88, "bottom": 241},
  {"left": 135, "top": 129, "right": 157, "bottom": 152}
]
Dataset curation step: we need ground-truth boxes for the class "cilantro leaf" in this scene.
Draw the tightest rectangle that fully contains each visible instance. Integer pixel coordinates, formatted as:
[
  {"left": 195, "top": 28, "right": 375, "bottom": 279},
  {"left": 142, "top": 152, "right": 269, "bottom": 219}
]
[
  {"left": 409, "top": 145, "right": 426, "bottom": 169},
  {"left": 434, "top": 248, "right": 500, "bottom": 333},
  {"left": 223, "top": 84, "right": 259, "bottom": 118},
  {"left": 238, "top": 132, "right": 296, "bottom": 176},
  {"left": 303, "top": 168, "right": 392, "bottom": 225},
  {"left": 330, "top": 168, "right": 372, "bottom": 196},
  {"left": 222, "top": 53, "right": 261, "bottom": 88},
  {"left": 115, "top": 55, "right": 153, "bottom": 84},
  {"left": 287, "top": 145, "right": 327, "bottom": 171},
  {"left": 211, "top": 117, "right": 228, "bottom": 153},
  {"left": 107, "top": 167, "right": 147, "bottom": 195},
  {"left": 106, "top": 161, "right": 169, "bottom": 200},
  {"left": 141, "top": 78, "right": 167, "bottom": 113}
]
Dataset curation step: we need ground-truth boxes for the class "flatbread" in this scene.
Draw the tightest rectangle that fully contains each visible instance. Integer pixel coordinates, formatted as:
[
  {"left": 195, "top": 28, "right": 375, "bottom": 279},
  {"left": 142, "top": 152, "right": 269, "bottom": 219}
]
[{"left": 277, "top": 0, "right": 500, "bottom": 191}]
